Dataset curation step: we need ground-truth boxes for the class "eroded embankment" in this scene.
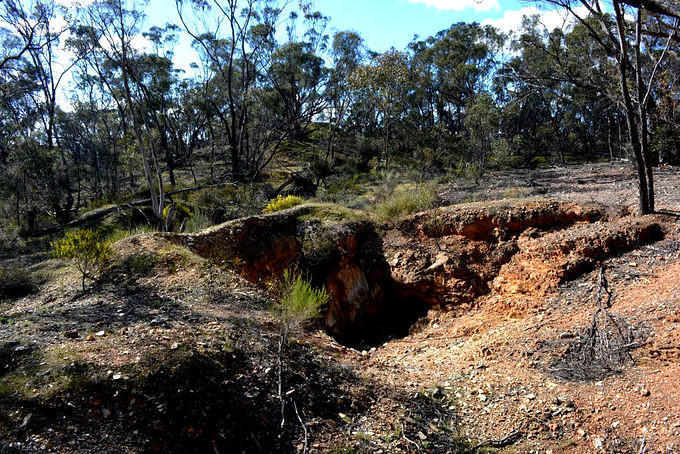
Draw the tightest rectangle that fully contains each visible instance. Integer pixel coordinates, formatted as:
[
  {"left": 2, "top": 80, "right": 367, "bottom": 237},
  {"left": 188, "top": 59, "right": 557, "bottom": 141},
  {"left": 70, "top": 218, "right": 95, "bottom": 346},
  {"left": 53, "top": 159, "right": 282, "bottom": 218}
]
[
  {"left": 146, "top": 199, "right": 665, "bottom": 344},
  {"left": 385, "top": 199, "right": 664, "bottom": 310},
  {"left": 159, "top": 205, "right": 406, "bottom": 343}
]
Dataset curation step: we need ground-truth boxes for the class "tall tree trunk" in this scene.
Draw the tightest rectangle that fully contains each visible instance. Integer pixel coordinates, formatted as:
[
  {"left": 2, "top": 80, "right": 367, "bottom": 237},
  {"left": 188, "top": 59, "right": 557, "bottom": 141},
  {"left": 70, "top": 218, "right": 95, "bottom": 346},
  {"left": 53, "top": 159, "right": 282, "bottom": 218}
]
[
  {"left": 614, "top": 0, "right": 651, "bottom": 214},
  {"left": 635, "top": 9, "right": 655, "bottom": 211},
  {"left": 119, "top": 42, "right": 163, "bottom": 223},
  {"left": 607, "top": 115, "right": 614, "bottom": 162}
]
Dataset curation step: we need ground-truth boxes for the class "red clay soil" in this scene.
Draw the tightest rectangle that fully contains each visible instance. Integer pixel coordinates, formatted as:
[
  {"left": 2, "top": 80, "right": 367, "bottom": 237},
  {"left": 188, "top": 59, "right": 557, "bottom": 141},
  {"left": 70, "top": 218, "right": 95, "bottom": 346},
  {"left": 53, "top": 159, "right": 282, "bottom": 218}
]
[{"left": 337, "top": 212, "right": 680, "bottom": 453}]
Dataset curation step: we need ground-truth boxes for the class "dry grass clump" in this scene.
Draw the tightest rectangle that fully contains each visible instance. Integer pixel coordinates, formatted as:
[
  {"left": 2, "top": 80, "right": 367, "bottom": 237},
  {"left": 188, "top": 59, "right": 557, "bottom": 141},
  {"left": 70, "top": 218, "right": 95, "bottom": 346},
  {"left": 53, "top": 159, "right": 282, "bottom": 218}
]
[{"left": 374, "top": 185, "right": 438, "bottom": 222}]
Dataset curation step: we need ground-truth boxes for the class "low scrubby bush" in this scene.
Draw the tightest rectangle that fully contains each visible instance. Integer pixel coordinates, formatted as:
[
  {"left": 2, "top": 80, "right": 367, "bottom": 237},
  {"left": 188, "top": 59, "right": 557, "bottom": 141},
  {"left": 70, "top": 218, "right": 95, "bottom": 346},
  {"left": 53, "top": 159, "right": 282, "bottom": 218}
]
[
  {"left": 269, "top": 269, "right": 330, "bottom": 426},
  {"left": 0, "top": 266, "right": 36, "bottom": 299},
  {"left": 52, "top": 229, "right": 112, "bottom": 291},
  {"left": 263, "top": 195, "right": 304, "bottom": 214},
  {"left": 374, "top": 185, "right": 438, "bottom": 222},
  {"left": 183, "top": 208, "right": 213, "bottom": 233},
  {"left": 186, "top": 184, "right": 269, "bottom": 222}
]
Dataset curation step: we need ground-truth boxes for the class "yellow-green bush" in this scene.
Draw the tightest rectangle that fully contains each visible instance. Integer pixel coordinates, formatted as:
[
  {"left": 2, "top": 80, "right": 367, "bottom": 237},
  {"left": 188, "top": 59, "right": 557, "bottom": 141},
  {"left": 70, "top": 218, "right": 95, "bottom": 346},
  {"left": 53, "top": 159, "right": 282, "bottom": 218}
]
[
  {"left": 52, "top": 229, "right": 112, "bottom": 291},
  {"left": 263, "top": 195, "right": 304, "bottom": 214},
  {"left": 271, "top": 269, "right": 329, "bottom": 332},
  {"left": 374, "top": 185, "right": 438, "bottom": 222},
  {"left": 162, "top": 201, "right": 191, "bottom": 220},
  {"left": 162, "top": 202, "right": 192, "bottom": 231}
]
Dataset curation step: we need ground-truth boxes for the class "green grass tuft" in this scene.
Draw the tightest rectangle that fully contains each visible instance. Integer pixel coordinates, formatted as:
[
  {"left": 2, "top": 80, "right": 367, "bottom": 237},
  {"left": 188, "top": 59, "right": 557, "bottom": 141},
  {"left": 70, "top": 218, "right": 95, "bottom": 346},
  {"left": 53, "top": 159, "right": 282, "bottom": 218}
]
[{"left": 374, "top": 185, "right": 438, "bottom": 222}]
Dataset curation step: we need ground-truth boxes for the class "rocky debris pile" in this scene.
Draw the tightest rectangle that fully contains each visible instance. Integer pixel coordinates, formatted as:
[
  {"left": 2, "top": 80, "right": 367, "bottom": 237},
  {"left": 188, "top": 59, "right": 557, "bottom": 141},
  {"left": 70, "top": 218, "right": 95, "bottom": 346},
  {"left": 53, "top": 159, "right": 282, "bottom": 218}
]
[{"left": 385, "top": 199, "right": 665, "bottom": 309}]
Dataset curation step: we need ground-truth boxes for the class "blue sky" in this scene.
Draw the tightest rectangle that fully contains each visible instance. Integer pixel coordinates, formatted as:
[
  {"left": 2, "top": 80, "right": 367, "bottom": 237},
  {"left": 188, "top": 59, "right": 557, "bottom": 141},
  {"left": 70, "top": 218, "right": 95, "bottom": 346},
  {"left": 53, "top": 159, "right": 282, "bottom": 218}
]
[
  {"left": 303, "top": 0, "right": 526, "bottom": 51},
  {"left": 132, "top": 0, "right": 571, "bottom": 74},
  {"left": 52, "top": 0, "right": 575, "bottom": 103},
  {"left": 57, "top": 0, "right": 575, "bottom": 70}
]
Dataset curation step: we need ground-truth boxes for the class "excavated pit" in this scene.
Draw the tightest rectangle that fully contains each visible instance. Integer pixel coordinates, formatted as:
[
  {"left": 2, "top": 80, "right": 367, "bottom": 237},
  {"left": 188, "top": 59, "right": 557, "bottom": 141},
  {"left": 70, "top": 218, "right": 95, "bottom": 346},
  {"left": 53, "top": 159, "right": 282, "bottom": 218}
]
[
  {"left": 156, "top": 199, "right": 665, "bottom": 346},
  {"left": 385, "top": 199, "right": 665, "bottom": 313},
  {"left": 159, "top": 204, "right": 428, "bottom": 346}
]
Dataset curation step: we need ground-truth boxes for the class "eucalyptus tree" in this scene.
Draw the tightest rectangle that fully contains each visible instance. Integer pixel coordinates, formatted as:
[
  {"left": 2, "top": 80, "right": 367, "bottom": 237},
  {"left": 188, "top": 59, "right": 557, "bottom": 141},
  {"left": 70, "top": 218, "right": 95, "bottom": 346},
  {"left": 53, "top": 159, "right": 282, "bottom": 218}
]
[
  {"left": 0, "top": 1, "right": 50, "bottom": 71},
  {"left": 419, "top": 23, "right": 503, "bottom": 135},
  {"left": 0, "top": 68, "right": 44, "bottom": 230},
  {"left": 70, "top": 0, "right": 169, "bottom": 224},
  {"left": 350, "top": 49, "right": 412, "bottom": 170},
  {"left": 175, "top": 0, "right": 279, "bottom": 181},
  {"left": 265, "top": 14, "right": 328, "bottom": 141},
  {"left": 323, "top": 31, "right": 366, "bottom": 163},
  {"left": 542, "top": 0, "right": 680, "bottom": 213},
  {"left": 463, "top": 92, "right": 502, "bottom": 178},
  {"left": 1, "top": 0, "right": 82, "bottom": 220},
  {"left": 405, "top": 22, "right": 504, "bottom": 167},
  {"left": 497, "top": 14, "right": 622, "bottom": 164}
]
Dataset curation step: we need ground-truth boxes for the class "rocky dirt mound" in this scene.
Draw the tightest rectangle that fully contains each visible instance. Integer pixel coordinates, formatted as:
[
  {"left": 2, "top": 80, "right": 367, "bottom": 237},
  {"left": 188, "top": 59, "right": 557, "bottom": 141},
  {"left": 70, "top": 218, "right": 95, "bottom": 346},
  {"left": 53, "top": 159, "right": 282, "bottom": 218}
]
[
  {"left": 158, "top": 205, "right": 400, "bottom": 343},
  {"left": 398, "top": 198, "right": 608, "bottom": 241},
  {"left": 493, "top": 217, "right": 664, "bottom": 301},
  {"left": 385, "top": 199, "right": 665, "bottom": 310}
]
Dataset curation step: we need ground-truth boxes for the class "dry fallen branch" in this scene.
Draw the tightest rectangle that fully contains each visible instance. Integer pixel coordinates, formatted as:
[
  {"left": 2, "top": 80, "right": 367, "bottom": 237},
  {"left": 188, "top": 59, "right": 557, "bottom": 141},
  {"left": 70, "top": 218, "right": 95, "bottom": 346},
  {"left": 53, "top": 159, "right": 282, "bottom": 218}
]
[
  {"left": 464, "top": 428, "right": 523, "bottom": 453},
  {"left": 551, "top": 267, "right": 648, "bottom": 380},
  {"left": 293, "top": 400, "right": 308, "bottom": 454},
  {"left": 400, "top": 422, "right": 421, "bottom": 454}
]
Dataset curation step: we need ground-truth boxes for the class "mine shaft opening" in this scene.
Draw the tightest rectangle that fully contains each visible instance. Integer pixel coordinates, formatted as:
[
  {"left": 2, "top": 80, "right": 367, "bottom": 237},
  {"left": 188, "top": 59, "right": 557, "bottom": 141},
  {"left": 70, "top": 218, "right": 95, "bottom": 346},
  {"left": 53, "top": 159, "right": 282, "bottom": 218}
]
[{"left": 331, "top": 289, "right": 432, "bottom": 350}]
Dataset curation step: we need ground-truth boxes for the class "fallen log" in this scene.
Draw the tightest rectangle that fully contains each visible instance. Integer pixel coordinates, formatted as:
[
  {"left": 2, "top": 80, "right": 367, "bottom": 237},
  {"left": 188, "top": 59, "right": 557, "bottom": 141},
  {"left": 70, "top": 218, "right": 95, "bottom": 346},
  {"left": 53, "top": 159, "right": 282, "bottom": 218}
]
[{"left": 31, "top": 182, "right": 236, "bottom": 237}]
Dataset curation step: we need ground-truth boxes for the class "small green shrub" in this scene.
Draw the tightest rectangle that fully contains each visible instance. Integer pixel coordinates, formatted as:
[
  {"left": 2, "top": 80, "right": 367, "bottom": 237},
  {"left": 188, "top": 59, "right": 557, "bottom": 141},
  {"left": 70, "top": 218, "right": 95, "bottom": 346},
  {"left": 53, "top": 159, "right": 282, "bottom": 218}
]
[
  {"left": 263, "top": 195, "right": 304, "bottom": 214},
  {"left": 271, "top": 269, "right": 329, "bottom": 332},
  {"left": 118, "top": 252, "right": 157, "bottom": 277},
  {"left": 269, "top": 269, "right": 330, "bottom": 425},
  {"left": 104, "top": 225, "right": 156, "bottom": 244},
  {"left": 183, "top": 208, "right": 213, "bottom": 233},
  {"left": 52, "top": 229, "right": 112, "bottom": 291},
  {"left": 187, "top": 184, "right": 269, "bottom": 222},
  {"left": 374, "top": 185, "right": 438, "bottom": 222}
]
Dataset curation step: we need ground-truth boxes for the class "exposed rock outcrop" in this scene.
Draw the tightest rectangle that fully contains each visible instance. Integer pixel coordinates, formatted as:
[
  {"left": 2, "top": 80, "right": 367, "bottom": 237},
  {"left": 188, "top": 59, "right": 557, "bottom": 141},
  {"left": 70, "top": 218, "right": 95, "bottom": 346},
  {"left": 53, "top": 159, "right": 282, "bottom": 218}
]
[
  {"left": 138, "top": 199, "right": 665, "bottom": 342},
  {"left": 396, "top": 198, "right": 607, "bottom": 241},
  {"left": 161, "top": 205, "right": 395, "bottom": 341},
  {"left": 493, "top": 217, "right": 664, "bottom": 296},
  {"left": 385, "top": 199, "right": 664, "bottom": 308}
]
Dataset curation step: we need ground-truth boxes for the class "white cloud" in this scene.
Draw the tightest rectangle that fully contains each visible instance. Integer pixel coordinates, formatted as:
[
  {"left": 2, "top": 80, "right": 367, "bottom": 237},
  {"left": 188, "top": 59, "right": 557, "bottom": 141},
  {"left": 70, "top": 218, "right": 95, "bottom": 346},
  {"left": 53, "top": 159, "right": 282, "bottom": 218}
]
[
  {"left": 482, "top": 5, "right": 590, "bottom": 36},
  {"left": 407, "top": 0, "right": 500, "bottom": 12},
  {"left": 130, "top": 33, "right": 154, "bottom": 53}
]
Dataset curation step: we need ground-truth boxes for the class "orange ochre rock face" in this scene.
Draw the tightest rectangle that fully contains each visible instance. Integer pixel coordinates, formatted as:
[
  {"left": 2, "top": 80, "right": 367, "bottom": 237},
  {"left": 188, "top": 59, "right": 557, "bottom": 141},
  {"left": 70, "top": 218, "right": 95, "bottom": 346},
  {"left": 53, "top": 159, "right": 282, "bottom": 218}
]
[
  {"left": 385, "top": 199, "right": 665, "bottom": 310},
  {"left": 158, "top": 200, "right": 667, "bottom": 340},
  {"left": 493, "top": 217, "right": 664, "bottom": 299}
]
